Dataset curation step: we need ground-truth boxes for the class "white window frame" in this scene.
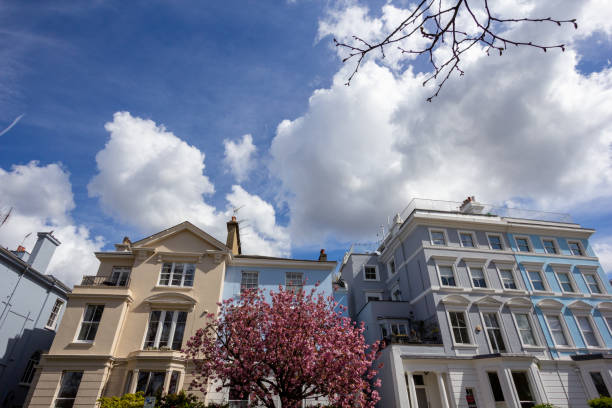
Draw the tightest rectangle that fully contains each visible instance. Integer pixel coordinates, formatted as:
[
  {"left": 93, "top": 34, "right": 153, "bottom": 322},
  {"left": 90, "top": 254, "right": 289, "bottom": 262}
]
[
  {"left": 387, "top": 258, "right": 397, "bottom": 276},
  {"left": 157, "top": 262, "right": 195, "bottom": 287},
  {"left": 466, "top": 263, "right": 491, "bottom": 290},
  {"left": 363, "top": 264, "right": 380, "bottom": 281},
  {"left": 240, "top": 270, "right": 259, "bottom": 293},
  {"left": 364, "top": 291, "right": 383, "bottom": 303},
  {"left": 510, "top": 370, "right": 539, "bottom": 407},
  {"left": 479, "top": 310, "right": 509, "bottom": 353},
  {"left": 543, "top": 313, "right": 574, "bottom": 348},
  {"left": 494, "top": 262, "right": 522, "bottom": 292},
  {"left": 541, "top": 237, "right": 560, "bottom": 255},
  {"left": 285, "top": 271, "right": 304, "bottom": 292},
  {"left": 45, "top": 298, "right": 64, "bottom": 330},
  {"left": 572, "top": 311, "right": 604, "bottom": 349},
  {"left": 486, "top": 233, "right": 505, "bottom": 250},
  {"left": 510, "top": 311, "right": 543, "bottom": 349},
  {"left": 142, "top": 310, "right": 188, "bottom": 350},
  {"left": 429, "top": 228, "right": 449, "bottom": 246},
  {"left": 579, "top": 266, "right": 607, "bottom": 295},
  {"left": 550, "top": 264, "right": 579, "bottom": 294},
  {"left": 445, "top": 308, "right": 475, "bottom": 347},
  {"left": 75, "top": 304, "right": 104, "bottom": 343},
  {"left": 435, "top": 260, "right": 459, "bottom": 288},
  {"left": 514, "top": 235, "right": 533, "bottom": 253},
  {"left": 458, "top": 230, "right": 478, "bottom": 248},
  {"left": 110, "top": 266, "right": 132, "bottom": 286},
  {"left": 567, "top": 240, "right": 587, "bottom": 257},
  {"left": 524, "top": 264, "right": 551, "bottom": 293}
]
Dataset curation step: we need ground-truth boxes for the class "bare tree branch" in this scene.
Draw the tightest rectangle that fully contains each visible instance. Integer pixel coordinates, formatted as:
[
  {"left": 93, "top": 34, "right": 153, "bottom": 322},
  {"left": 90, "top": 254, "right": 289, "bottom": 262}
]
[{"left": 333, "top": 0, "right": 577, "bottom": 101}]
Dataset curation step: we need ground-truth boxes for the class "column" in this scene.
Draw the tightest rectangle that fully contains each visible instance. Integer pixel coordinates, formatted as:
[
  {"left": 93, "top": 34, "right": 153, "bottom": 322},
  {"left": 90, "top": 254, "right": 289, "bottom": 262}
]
[
  {"left": 163, "top": 369, "right": 172, "bottom": 393},
  {"left": 390, "top": 347, "right": 411, "bottom": 407},
  {"left": 436, "top": 372, "right": 450, "bottom": 408},
  {"left": 130, "top": 369, "right": 139, "bottom": 393},
  {"left": 405, "top": 370, "right": 418, "bottom": 408}
]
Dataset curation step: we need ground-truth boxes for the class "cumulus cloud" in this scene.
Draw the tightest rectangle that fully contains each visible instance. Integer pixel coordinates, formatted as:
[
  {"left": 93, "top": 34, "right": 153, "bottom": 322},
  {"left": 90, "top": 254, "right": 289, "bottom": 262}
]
[
  {"left": 270, "top": 0, "right": 612, "bottom": 243},
  {"left": 592, "top": 237, "right": 612, "bottom": 276},
  {"left": 223, "top": 134, "right": 257, "bottom": 182},
  {"left": 88, "top": 112, "right": 289, "bottom": 257},
  {"left": 0, "top": 162, "right": 104, "bottom": 286}
]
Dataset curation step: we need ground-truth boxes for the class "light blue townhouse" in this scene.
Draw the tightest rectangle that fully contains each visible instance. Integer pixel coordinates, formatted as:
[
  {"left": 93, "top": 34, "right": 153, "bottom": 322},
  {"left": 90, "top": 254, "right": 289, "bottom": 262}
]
[
  {"left": 0, "top": 232, "right": 70, "bottom": 408},
  {"left": 509, "top": 225, "right": 612, "bottom": 403},
  {"left": 340, "top": 197, "right": 612, "bottom": 408},
  {"left": 207, "top": 220, "right": 341, "bottom": 406}
]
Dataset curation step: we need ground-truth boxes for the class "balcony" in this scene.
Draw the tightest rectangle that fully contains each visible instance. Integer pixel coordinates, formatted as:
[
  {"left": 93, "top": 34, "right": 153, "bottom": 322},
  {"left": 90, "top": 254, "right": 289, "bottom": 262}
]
[
  {"left": 383, "top": 318, "right": 443, "bottom": 346},
  {"left": 80, "top": 275, "right": 130, "bottom": 287}
]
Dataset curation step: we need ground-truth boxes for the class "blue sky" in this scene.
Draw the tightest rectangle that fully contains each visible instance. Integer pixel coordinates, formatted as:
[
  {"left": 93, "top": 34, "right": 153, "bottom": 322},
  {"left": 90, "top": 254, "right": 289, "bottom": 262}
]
[{"left": 1, "top": 0, "right": 612, "bottom": 285}]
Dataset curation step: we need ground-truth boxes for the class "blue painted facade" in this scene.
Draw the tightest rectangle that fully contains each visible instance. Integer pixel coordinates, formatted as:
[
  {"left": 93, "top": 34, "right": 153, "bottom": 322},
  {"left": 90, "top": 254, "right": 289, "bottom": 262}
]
[
  {"left": 509, "top": 232, "right": 612, "bottom": 360},
  {"left": 0, "top": 234, "right": 70, "bottom": 408},
  {"left": 222, "top": 255, "right": 342, "bottom": 312}
]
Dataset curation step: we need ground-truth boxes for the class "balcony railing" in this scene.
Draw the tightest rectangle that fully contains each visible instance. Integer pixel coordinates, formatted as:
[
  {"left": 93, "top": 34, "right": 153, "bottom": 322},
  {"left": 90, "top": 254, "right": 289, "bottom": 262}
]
[
  {"left": 80, "top": 275, "right": 130, "bottom": 287},
  {"left": 383, "top": 317, "right": 443, "bottom": 345}
]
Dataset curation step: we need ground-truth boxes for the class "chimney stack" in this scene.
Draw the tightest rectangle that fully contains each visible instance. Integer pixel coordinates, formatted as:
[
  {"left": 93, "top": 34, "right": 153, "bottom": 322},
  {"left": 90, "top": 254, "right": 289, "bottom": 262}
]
[
  {"left": 28, "top": 232, "right": 61, "bottom": 273},
  {"left": 226, "top": 216, "right": 242, "bottom": 255},
  {"left": 318, "top": 249, "right": 327, "bottom": 261}
]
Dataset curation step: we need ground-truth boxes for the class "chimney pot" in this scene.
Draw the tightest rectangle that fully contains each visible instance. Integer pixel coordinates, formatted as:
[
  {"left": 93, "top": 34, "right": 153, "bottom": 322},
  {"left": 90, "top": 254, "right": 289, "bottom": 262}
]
[
  {"left": 318, "top": 249, "right": 327, "bottom": 261},
  {"left": 231, "top": 216, "right": 237, "bottom": 222},
  {"left": 17, "top": 245, "right": 26, "bottom": 252}
]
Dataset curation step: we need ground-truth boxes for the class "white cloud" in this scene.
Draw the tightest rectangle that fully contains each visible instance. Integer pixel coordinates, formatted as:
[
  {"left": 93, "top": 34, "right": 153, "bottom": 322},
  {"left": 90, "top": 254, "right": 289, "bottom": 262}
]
[
  {"left": 88, "top": 112, "right": 289, "bottom": 257},
  {"left": 0, "top": 162, "right": 104, "bottom": 286},
  {"left": 223, "top": 134, "right": 257, "bottom": 182},
  {"left": 270, "top": 0, "right": 612, "bottom": 244},
  {"left": 592, "top": 237, "right": 612, "bottom": 276}
]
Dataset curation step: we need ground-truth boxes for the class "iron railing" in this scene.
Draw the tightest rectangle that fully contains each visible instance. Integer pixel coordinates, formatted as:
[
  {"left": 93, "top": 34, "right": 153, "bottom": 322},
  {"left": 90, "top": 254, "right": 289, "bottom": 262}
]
[{"left": 80, "top": 275, "right": 130, "bottom": 287}]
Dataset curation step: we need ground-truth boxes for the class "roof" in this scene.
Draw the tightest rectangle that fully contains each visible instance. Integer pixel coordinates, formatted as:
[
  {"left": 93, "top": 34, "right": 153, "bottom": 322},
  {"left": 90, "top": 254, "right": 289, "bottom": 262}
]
[
  {"left": 131, "top": 221, "right": 228, "bottom": 251},
  {"left": 234, "top": 254, "right": 334, "bottom": 263},
  {"left": 0, "top": 246, "right": 71, "bottom": 294}
]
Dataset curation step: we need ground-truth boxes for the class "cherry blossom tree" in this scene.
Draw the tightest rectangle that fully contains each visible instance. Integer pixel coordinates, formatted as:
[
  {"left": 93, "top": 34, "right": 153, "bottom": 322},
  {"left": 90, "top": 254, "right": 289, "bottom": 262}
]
[{"left": 183, "top": 285, "right": 381, "bottom": 408}]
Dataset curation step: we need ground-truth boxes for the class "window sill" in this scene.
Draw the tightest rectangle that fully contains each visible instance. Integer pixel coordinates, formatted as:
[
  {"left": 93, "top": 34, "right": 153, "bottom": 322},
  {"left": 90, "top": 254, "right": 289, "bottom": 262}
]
[
  {"left": 531, "top": 290, "right": 555, "bottom": 296},
  {"left": 559, "top": 292, "right": 585, "bottom": 297},
  {"left": 453, "top": 343, "right": 478, "bottom": 349},
  {"left": 503, "top": 289, "right": 528, "bottom": 295},
  {"left": 522, "top": 345, "right": 546, "bottom": 351},
  {"left": 471, "top": 288, "right": 496, "bottom": 294},
  {"left": 68, "top": 341, "right": 94, "bottom": 348},
  {"left": 588, "top": 293, "right": 612, "bottom": 299},
  {"left": 439, "top": 286, "right": 465, "bottom": 292},
  {"left": 153, "top": 285, "right": 194, "bottom": 291}
]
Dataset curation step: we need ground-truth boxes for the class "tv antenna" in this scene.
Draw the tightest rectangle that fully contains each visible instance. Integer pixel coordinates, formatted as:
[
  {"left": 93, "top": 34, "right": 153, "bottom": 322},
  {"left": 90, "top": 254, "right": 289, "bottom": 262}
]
[
  {"left": 20, "top": 232, "right": 32, "bottom": 246},
  {"left": 0, "top": 206, "right": 12, "bottom": 229}
]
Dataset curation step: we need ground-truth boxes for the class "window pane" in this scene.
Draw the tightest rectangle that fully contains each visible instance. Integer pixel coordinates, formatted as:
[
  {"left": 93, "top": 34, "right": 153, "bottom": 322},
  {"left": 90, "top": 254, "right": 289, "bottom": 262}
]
[
  {"left": 56, "top": 371, "right": 83, "bottom": 400},
  {"left": 172, "top": 312, "right": 187, "bottom": 350},
  {"left": 183, "top": 264, "right": 195, "bottom": 287},
  {"left": 460, "top": 233, "right": 475, "bottom": 247},
  {"left": 146, "top": 372, "right": 166, "bottom": 396},
  {"left": 160, "top": 263, "right": 172, "bottom": 285},
  {"left": 569, "top": 242, "right": 584, "bottom": 256},
  {"left": 528, "top": 271, "right": 545, "bottom": 291},
  {"left": 168, "top": 371, "right": 180, "bottom": 394},
  {"left": 591, "top": 372, "right": 611, "bottom": 397},
  {"left": 511, "top": 371, "right": 535, "bottom": 404},
  {"left": 578, "top": 316, "right": 599, "bottom": 347},
  {"left": 431, "top": 231, "right": 446, "bottom": 245},
  {"left": 158, "top": 311, "right": 174, "bottom": 348},
  {"left": 516, "top": 238, "right": 530, "bottom": 252},
  {"left": 471, "top": 267, "right": 487, "bottom": 288},
  {"left": 484, "top": 313, "right": 506, "bottom": 352},
  {"left": 439, "top": 266, "right": 456, "bottom": 286},
  {"left": 78, "top": 305, "right": 104, "bottom": 341},
  {"left": 489, "top": 235, "right": 503, "bottom": 250},
  {"left": 240, "top": 271, "right": 258, "bottom": 293},
  {"left": 488, "top": 372, "right": 505, "bottom": 402},
  {"left": 557, "top": 273, "right": 574, "bottom": 292},
  {"left": 364, "top": 266, "right": 377, "bottom": 280},
  {"left": 286, "top": 272, "right": 304, "bottom": 292},
  {"left": 543, "top": 240, "right": 557, "bottom": 254},
  {"left": 500, "top": 269, "right": 517, "bottom": 289},
  {"left": 136, "top": 372, "right": 149, "bottom": 393},
  {"left": 546, "top": 315, "right": 568, "bottom": 346},
  {"left": 585, "top": 275, "right": 602, "bottom": 294},
  {"left": 171, "top": 264, "right": 184, "bottom": 286},
  {"left": 144, "top": 311, "right": 161, "bottom": 348},
  {"left": 450, "top": 312, "right": 470, "bottom": 344},
  {"left": 515, "top": 314, "right": 537, "bottom": 346}
]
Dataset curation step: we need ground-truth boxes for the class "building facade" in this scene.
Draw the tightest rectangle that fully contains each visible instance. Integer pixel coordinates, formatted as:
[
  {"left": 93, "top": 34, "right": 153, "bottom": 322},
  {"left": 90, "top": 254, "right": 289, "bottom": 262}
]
[
  {"left": 341, "top": 198, "right": 612, "bottom": 408},
  {"left": 25, "top": 219, "right": 338, "bottom": 407},
  {"left": 0, "top": 232, "right": 70, "bottom": 408}
]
